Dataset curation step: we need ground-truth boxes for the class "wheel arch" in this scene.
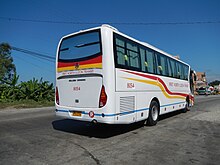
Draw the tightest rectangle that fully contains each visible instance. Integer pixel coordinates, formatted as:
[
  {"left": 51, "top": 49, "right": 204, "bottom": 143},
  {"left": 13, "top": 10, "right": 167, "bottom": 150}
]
[{"left": 150, "top": 97, "right": 160, "bottom": 114}]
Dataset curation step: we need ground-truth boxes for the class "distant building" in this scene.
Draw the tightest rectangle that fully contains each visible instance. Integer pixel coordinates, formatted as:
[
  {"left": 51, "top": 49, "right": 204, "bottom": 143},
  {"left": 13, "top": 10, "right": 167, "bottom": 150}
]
[
  {"left": 197, "top": 72, "right": 206, "bottom": 81},
  {"left": 196, "top": 72, "right": 207, "bottom": 90}
]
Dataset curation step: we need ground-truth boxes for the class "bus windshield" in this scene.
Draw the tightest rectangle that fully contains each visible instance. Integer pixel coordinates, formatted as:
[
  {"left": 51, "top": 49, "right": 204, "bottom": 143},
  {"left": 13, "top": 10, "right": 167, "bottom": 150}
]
[{"left": 58, "top": 30, "right": 101, "bottom": 61}]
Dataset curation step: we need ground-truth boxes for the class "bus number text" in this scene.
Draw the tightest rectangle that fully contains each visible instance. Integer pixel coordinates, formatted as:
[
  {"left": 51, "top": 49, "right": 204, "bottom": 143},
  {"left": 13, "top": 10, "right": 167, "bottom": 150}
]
[
  {"left": 127, "top": 83, "right": 135, "bottom": 89},
  {"left": 73, "top": 87, "right": 80, "bottom": 91}
]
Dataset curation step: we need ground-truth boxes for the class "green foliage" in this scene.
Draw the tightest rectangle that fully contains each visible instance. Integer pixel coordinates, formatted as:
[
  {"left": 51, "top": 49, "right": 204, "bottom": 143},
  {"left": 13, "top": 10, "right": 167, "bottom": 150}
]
[
  {"left": 19, "top": 78, "right": 54, "bottom": 101},
  {"left": 209, "top": 80, "right": 220, "bottom": 87},
  {"left": 0, "top": 42, "right": 54, "bottom": 106},
  {"left": 0, "top": 43, "right": 16, "bottom": 84},
  {"left": 0, "top": 77, "right": 54, "bottom": 102}
]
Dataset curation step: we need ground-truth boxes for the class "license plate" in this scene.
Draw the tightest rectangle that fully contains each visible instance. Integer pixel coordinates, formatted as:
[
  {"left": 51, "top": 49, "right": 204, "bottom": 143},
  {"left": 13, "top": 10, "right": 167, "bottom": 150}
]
[{"left": 71, "top": 111, "right": 82, "bottom": 117}]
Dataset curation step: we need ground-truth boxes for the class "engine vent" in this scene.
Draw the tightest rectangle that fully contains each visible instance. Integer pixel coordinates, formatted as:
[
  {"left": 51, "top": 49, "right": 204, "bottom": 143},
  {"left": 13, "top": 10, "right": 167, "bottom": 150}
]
[{"left": 120, "top": 96, "right": 135, "bottom": 114}]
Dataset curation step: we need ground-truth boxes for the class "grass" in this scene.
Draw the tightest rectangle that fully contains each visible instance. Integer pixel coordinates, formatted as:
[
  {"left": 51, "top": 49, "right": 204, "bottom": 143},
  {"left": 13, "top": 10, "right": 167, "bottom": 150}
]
[{"left": 0, "top": 100, "right": 54, "bottom": 109}]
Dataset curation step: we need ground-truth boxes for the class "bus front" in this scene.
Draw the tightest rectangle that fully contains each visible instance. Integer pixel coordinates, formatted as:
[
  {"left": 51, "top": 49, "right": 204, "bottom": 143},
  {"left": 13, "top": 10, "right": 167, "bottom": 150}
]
[{"left": 55, "top": 28, "right": 109, "bottom": 123}]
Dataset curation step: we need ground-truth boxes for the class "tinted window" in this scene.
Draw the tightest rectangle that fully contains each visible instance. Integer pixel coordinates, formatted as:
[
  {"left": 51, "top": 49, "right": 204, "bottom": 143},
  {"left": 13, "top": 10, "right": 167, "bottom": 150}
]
[
  {"left": 146, "top": 49, "right": 155, "bottom": 74},
  {"left": 59, "top": 31, "right": 101, "bottom": 61},
  {"left": 176, "top": 62, "right": 183, "bottom": 79},
  {"left": 140, "top": 47, "right": 155, "bottom": 74},
  {"left": 156, "top": 53, "right": 168, "bottom": 76},
  {"left": 170, "top": 59, "right": 177, "bottom": 78},
  {"left": 167, "top": 58, "right": 173, "bottom": 77},
  {"left": 114, "top": 33, "right": 189, "bottom": 81},
  {"left": 114, "top": 34, "right": 140, "bottom": 70},
  {"left": 115, "top": 37, "right": 127, "bottom": 66},
  {"left": 116, "top": 46, "right": 126, "bottom": 66},
  {"left": 183, "top": 65, "right": 189, "bottom": 80},
  {"left": 126, "top": 42, "right": 140, "bottom": 69}
]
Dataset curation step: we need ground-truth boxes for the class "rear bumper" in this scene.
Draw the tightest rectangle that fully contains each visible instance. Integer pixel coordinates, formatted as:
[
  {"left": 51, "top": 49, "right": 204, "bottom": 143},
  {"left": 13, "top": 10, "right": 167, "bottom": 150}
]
[{"left": 55, "top": 106, "right": 115, "bottom": 124}]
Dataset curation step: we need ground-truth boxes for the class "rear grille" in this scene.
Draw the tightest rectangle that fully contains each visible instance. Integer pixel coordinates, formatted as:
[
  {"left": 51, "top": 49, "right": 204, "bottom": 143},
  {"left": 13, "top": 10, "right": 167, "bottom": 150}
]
[{"left": 120, "top": 96, "right": 135, "bottom": 114}]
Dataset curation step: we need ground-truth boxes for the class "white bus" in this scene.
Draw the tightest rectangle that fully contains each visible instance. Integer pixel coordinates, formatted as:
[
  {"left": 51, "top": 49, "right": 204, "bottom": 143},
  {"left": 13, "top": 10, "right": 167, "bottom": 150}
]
[{"left": 55, "top": 24, "right": 194, "bottom": 125}]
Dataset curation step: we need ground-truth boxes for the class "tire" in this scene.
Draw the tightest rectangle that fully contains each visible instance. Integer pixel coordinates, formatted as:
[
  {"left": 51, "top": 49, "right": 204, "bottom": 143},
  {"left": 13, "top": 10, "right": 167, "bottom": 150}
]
[{"left": 147, "top": 100, "right": 159, "bottom": 126}]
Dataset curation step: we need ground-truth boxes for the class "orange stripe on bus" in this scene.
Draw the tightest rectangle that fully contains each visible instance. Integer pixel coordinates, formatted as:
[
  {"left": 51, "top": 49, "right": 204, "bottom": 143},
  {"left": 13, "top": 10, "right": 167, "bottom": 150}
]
[
  {"left": 57, "top": 63, "right": 102, "bottom": 72},
  {"left": 124, "top": 77, "right": 186, "bottom": 100}
]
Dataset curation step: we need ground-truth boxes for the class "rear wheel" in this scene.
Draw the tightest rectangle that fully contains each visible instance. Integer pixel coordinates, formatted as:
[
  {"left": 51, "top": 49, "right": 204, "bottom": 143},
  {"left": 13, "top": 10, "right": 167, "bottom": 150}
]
[{"left": 147, "top": 100, "right": 159, "bottom": 126}]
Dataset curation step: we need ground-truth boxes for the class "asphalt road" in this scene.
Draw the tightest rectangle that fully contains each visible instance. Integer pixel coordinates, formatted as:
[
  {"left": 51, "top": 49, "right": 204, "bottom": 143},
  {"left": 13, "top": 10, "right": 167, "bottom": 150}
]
[{"left": 0, "top": 95, "right": 220, "bottom": 165}]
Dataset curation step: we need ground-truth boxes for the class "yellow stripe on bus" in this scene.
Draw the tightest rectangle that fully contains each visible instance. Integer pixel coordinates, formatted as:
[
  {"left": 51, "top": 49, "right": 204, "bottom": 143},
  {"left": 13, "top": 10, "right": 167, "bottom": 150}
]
[
  {"left": 124, "top": 77, "right": 185, "bottom": 100},
  {"left": 57, "top": 63, "right": 102, "bottom": 72}
]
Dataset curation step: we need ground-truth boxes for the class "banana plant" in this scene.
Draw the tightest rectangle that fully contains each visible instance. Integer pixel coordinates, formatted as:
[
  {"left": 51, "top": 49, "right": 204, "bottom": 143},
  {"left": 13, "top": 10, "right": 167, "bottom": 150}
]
[{"left": 0, "top": 75, "right": 54, "bottom": 102}]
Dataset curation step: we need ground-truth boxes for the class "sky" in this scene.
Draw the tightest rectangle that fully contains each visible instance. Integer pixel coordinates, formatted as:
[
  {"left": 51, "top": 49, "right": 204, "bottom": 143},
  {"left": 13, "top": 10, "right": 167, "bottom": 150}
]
[{"left": 0, "top": 0, "right": 220, "bottom": 84}]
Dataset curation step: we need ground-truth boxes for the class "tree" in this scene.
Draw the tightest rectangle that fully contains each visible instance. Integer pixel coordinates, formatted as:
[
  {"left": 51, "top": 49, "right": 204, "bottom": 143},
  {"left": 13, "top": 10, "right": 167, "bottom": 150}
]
[
  {"left": 209, "top": 80, "right": 220, "bottom": 87},
  {"left": 0, "top": 43, "right": 16, "bottom": 84}
]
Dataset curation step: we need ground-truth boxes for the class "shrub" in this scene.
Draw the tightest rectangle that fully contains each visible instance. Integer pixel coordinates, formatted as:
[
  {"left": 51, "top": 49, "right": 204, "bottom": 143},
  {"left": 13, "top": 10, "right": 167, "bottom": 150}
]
[{"left": 0, "top": 78, "right": 54, "bottom": 102}]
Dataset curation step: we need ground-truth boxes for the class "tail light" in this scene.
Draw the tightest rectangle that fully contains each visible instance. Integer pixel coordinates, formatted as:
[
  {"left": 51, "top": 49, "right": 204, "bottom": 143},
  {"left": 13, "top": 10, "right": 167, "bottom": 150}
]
[
  {"left": 99, "top": 85, "right": 107, "bottom": 108},
  {"left": 56, "top": 87, "right": 60, "bottom": 105}
]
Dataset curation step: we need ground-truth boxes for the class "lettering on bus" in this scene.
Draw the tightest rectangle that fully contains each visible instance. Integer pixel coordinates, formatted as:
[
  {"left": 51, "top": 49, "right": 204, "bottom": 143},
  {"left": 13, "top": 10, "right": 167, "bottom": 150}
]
[
  {"left": 61, "top": 69, "right": 94, "bottom": 76},
  {"left": 169, "top": 82, "right": 188, "bottom": 88}
]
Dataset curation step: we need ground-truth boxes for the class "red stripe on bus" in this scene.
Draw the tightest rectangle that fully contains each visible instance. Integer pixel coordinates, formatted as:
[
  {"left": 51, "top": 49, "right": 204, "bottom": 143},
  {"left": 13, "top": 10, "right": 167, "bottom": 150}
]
[
  {"left": 124, "top": 70, "right": 188, "bottom": 97},
  {"left": 58, "top": 55, "right": 102, "bottom": 68}
]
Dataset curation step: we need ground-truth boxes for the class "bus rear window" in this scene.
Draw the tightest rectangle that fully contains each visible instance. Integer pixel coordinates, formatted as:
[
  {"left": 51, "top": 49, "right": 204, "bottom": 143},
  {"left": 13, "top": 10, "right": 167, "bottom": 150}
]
[{"left": 58, "top": 30, "right": 101, "bottom": 61}]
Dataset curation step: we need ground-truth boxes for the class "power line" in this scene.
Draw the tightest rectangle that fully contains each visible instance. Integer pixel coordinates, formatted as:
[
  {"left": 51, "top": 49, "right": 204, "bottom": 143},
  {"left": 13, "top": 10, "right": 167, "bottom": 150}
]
[
  {"left": 11, "top": 46, "right": 55, "bottom": 73},
  {"left": 13, "top": 54, "right": 54, "bottom": 73},
  {"left": 11, "top": 46, "right": 55, "bottom": 63},
  {"left": 1, "top": 16, "right": 220, "bottom": 26}
]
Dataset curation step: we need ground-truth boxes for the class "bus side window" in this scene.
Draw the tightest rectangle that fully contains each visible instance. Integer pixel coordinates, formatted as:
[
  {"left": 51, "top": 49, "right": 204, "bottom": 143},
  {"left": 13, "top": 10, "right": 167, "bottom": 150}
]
[
  {"left": 126, "top": 42, "right": 140, "bottom": 70},
  {"left": 176, "top": 62, "right": 183, "bottom": 79},
  {"left": 160, "top": 54, "right": 168, "bottom": 76},
  {"left": 167, "top": 58, "right": 173, "bottom": 77},
  {"left": 180, "top": 64, "right": 184, "bottom": 80},
  {"left": 170, "top": 59, "right": 177, "bottom": 78},
  {"left": 176, "top": 62, "right": 180, "bottom": 79},
  {"left": 146, "top": 49, "right": 154, "bottom": 74},
  {"left": 115, "top": 37, "right": 129, "bottom": 67},
  {"left": 183, "top": 65, "right": 189, "bottom": 80},
  {"left": 116, "top": 46, "right": 126, "bottom": 66},
  {"left": 140, "top": 48, "right": 147, "bottom": 72},
  {"left": 155, "top": 53, "right": 163, "bottom": 75}
]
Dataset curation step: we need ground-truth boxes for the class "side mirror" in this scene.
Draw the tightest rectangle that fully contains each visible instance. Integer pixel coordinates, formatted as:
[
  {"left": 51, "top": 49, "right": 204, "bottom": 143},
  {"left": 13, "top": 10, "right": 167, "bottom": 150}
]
[{"left": 194, "top": 75, "right": 197, "bottom": 82}]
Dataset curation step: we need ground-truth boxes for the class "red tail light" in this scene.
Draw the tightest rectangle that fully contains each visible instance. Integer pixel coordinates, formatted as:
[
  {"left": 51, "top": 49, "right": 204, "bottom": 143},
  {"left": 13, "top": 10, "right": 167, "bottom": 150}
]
[
  {"left": 99, "top": 85, "right": 107, "bottom": 108},
  {"left": 56, "top": 87, "right": 60, "bottom": 105}
]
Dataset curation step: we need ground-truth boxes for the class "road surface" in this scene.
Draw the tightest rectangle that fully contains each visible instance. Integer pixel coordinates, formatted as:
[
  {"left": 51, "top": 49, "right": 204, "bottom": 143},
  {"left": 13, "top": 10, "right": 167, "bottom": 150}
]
[{"left": 0, "top": 95, "right": 220, "bottom": 165}]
